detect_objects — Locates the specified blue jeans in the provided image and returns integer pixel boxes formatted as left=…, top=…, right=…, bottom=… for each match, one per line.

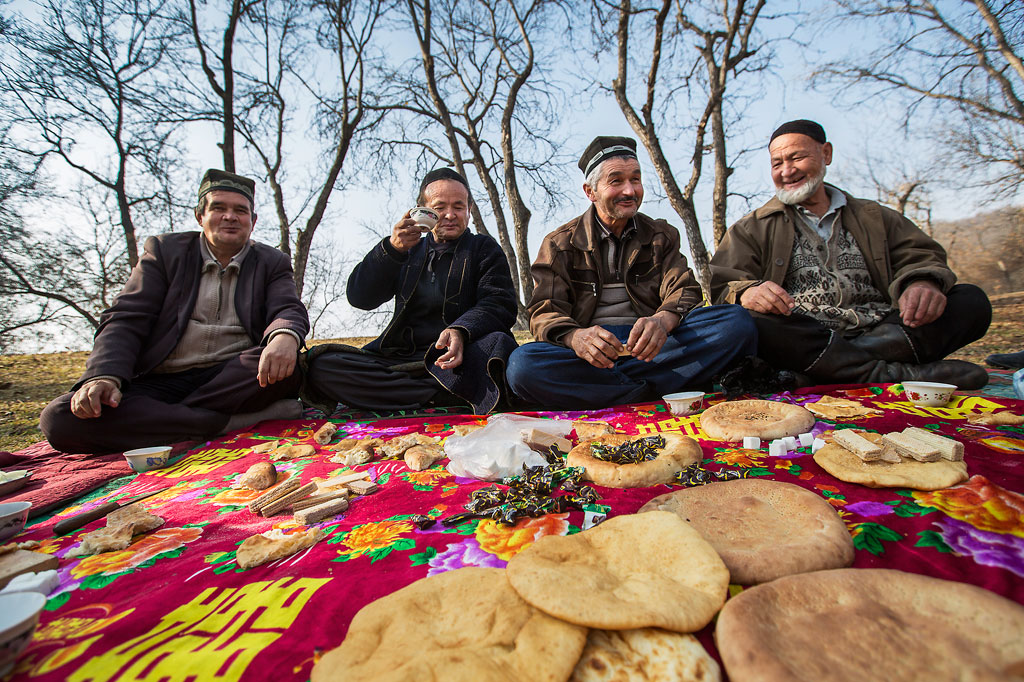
left=506, top=304, right=757, bottom=409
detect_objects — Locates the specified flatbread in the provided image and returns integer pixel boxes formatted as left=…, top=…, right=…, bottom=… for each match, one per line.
left=805, top=395, right=883, bottom=421
left=968, top=411, right=1024, bottom=426
left=814, top=442, right=967, bottom=490
left=310, top=567, right=587, bottom=682
left=700, top=400, right=815, bottom=442
left=236, top=527, right=323, bottom=569
left=70, top=505, right=165, bottom=557
left=569, top=628, right=722, bottom=682
left=567, top=433, right=702, bottom=488
left=506, top=511, right=729, bottom=632
left=639, top=479, right=854, bottom=585
left=715, top=568, right=1024, bottom=682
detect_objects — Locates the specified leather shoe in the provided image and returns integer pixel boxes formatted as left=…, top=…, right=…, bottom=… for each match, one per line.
left=884, top=359, right=989, bottom=390
left=848, top=324, right=919, bottom=363
left=985, top=351, right=1024, bottom=370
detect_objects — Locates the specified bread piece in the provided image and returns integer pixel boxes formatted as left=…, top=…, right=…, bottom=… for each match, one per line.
left=237, top=461, right=278, bottom=490
left=251, top=440, right=280, bottom=454
left=270, top=443, right=316, bottom=460
left=573, top=421, right=617, bottom=441
left=967, top=411, right=1024, bottom=426
left=566, top=433, right=702, bottom=488
left=570, top=628, right=721, bottom=682
left=640, top=479, right=854, bottom=585
left=404, top=444, right=444, bottom=471
left=310, top=568, right=587, bottom=682
left=313, top=422, right=338, bottom=445
left=236, top=527, right=323, bottom=569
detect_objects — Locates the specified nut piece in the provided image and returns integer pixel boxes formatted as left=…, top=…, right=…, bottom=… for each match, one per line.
left=237, top=462, right=278, bottom=491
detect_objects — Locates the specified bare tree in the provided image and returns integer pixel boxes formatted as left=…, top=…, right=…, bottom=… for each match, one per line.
left=597, top=0, right=773, bottom=298
left=815, top=0, right=1024, bottom=198
left=0, top=0, right=185, bottom=269
left=370, top=0, right=570, bottom=327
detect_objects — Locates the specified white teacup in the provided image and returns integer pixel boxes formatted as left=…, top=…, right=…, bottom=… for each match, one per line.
left=662, top=391, right=705, bottom=416
left=409, top=206, right=439, bottom=231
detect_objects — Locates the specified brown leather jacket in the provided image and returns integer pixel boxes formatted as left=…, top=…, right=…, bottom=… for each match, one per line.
left=528, top=206, right=703, bottom=344
left=710, top=186, right=956, bottom=305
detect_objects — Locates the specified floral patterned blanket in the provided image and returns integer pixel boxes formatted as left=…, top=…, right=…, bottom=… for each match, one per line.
left=10, top=382, right=1024, bottom=682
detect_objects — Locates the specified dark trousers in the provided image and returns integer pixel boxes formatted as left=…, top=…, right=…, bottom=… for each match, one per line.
left=303, top=345, right=454, bottom=412
left=505, top=304, right=758, bottom=410
left=39, top=347, right=301, bottom=455
left=752, top=284, right=992, bottom=372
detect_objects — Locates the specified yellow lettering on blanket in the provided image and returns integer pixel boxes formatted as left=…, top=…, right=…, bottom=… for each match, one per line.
left=874, top=396, right=1008, bottom=420
left=636, top=415, right=704, bottom=438
left=153, top=448, right=249, bottom=478
left=68, top=577, right=330, bottom=682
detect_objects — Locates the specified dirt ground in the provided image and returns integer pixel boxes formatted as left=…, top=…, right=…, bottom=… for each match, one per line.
left=2, top=303, right=1020, bottom=452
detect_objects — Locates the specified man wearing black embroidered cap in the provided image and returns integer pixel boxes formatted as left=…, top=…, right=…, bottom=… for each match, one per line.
left=711, top=119, right=992, bottom=388
left=505, top=135, right=756, bottom=409
left=40, top=169, right=309, bottom=453
left=303, top=168, right=518, bottom=413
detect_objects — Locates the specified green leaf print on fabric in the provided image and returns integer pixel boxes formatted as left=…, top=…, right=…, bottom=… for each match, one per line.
left=915, top=530, right=954, bottom=553
left=853, top=522, right=903, bottom=556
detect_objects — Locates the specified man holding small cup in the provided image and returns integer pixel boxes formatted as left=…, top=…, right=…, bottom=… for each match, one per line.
left=304, top=168, right=519, bottom=413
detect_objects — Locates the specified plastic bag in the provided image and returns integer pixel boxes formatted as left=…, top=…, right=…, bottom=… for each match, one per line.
left=444, top=414, right=574, bottom=481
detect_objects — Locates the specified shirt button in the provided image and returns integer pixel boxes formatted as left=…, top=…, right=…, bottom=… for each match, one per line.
left=774, top=258, right=784, bottom=266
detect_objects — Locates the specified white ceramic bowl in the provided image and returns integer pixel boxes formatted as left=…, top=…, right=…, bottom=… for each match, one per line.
left=662, top=391, right=705, bottom=416
left=123, top=445, right=172, bottom=473
left=409, top=206, right=439, bottom=231
left=902, top=381, right=957, bottom=407
left=0, top=592, right=46, bottom=676
left=0, top=502, right=31, bottom=544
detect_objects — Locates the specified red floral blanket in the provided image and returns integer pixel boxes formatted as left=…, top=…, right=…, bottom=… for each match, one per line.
left=9, top=383, right=1024, bottom=681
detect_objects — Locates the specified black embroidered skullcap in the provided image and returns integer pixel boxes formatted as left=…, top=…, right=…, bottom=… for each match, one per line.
left=769, top=120, right=827, bottom=145
left=419, top=167, right=471, bottom=198
left=579, top=136, right=638, bottom=177
left=197, top=169, right=255, bottom=206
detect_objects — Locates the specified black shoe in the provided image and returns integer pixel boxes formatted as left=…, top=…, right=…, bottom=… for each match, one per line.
left=847, top=324, right=919, bottom=363
left=885, top=359, right=989, bottom=390
left=985, top=351, right=1024, bottom=370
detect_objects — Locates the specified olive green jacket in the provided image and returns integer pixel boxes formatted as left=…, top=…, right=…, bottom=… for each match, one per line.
left=710, top=186, right=955, bottom=306
left=528, top=205, right=703, bottom=344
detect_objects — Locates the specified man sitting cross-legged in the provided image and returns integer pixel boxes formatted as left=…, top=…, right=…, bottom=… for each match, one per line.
left=710, top=119, right=991, bottom=389
left=40, top=169, right=308, bottom=454
left=506, top=135, right=757, bottom=410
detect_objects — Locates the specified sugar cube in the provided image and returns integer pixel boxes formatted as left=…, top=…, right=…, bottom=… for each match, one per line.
left=742, top=436, right=761, bottom=450
left=799, top=432, right=814, bottom=447
left=768, top=440, right=785, bottom=457
left=782, top=436, right=797, bottom=451
left=811, top=438, right=826, bottom=454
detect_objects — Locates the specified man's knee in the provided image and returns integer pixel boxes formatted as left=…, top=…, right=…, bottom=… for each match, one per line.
left=947, top=283, right=992, bottom=331
left=684, top=304, right=758, bottom=351
left=39, top=394, right=81, bottom=453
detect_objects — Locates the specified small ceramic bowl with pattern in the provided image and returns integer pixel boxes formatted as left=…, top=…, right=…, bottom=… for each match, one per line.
left=902, top=381, right=956, bottom=407
left=409, top=206, right=439, bottom=232
left=662, top=391, right=705, bottom=416
left=0, top=502, right=31, bottom=544
left=0, top=592, right=47, bottom=676
left=123, top=445, right=172, bottom=473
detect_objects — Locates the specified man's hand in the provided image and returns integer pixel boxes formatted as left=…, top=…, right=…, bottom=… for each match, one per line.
left=566, top=326, right=624, bottom=369
left=739, top=281, right=795, bottom=315
left=71, top=378, right=122, bottom=419
left=389, top=211, right=423, bottom=253
left=899, top=280, right=946, bottom=328
left=626, top=312, right=678, bottom=361
left=433, top=328, right=465, bottom=370
left=258, top=334, right=299, bottom=387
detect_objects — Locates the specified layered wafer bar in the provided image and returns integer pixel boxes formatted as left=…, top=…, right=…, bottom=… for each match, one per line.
left=901, top=427, right=964, bottom=461
left=833, top=430, right=882, bottom=462
left=248, top=476, right=302, bottom=514
left=881, top=432, right=941, bottom=462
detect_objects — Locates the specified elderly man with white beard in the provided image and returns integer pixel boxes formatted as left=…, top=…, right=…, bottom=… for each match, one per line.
left=710, top=119, right=991, bottom=388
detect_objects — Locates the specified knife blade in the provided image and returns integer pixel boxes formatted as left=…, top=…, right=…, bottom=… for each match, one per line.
left=52, top=487, right=169, bottom=536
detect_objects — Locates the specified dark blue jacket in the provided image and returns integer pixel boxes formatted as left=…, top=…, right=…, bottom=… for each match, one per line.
left=348, top=231, right=518, bottom=412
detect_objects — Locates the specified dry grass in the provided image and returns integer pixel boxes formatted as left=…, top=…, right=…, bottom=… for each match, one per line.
left=2, top=308, right=1019, bottom=453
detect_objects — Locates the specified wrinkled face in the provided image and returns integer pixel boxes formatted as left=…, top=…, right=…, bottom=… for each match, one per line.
left=195, top=190, right=256, bottom=256
left=584, top=157, right=644, bottom=227
left=422, top=179, right=470, bottom=242
left=769, top=133, right=832, bottom=205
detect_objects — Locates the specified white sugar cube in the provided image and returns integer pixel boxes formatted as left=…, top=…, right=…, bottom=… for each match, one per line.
left=782, top=436, right=797, bottom=451
left=742, top=436, right=761, bottom=450
left=799, top=432, right=814, bottom=447
left=812, top=438, right=826, bottom=454
left=0, top=570, right=59, bottom=596
left=768, top=440, right=785, bottom=457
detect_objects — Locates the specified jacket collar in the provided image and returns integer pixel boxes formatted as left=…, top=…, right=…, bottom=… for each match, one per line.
left=570, top=204, right=654, bottom=251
